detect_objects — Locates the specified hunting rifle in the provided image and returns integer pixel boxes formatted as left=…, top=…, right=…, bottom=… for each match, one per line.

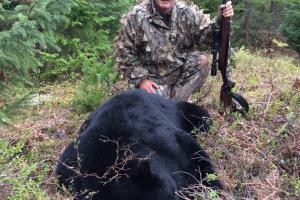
left=211, top=0, right=249, bottom=114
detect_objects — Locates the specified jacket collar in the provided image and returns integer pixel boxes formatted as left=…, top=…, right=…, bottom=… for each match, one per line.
left=146, top=0, right=180, bottom=29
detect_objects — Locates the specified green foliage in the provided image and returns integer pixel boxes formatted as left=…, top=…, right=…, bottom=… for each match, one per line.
left=280, top=1, right=300, bottom=53
left=37, top=0, right=134, bottom=81
left=291, top=177, right=300, bottom=196
left=191, top=0, right=219, bottom=15
left=0, top=0, right=75, bottom=124
left=38, top=52, right=74, bottom=81
left=73, top=57, right=117, bottom=112
left=0, top=0, right=75, bottom=80
left=0, top=138, right=52, bottom=199
left=192, top=0, right=298, bottom=51
left=0, top=78, right=35, bottom=125
left=0, top=91, right=32, bottom=125
left=46, top=0, right=135, bottom=112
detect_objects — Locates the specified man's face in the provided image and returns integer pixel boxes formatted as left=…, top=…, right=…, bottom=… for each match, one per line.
left=154, top=0, right=175, bottom=14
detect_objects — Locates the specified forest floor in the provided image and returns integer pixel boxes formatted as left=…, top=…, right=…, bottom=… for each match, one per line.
left=0, top=49, right=299, bottom=200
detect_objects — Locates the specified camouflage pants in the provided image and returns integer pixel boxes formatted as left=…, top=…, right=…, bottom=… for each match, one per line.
left=126, top=51, right=210, bottom=101
left=155, top=51, right=210, bottom=101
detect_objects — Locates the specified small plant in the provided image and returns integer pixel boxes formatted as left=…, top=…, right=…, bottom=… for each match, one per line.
left=291, top=177, right=300, bottom=196
left=72, top=58, right=117, bottom=113
left=0, top=136, right=52, bottom=199
left=206, top=173, right=218, bottom=182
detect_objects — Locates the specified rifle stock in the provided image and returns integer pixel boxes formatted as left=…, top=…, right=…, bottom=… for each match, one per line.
left=211, top=0, right=249, bottom=114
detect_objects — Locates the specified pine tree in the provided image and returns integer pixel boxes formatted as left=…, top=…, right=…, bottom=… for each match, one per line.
left=0, top=0, right=75, bottom=80
left=0, top=0, right=75, bottom=124
left=280, top=0, right=300, bottom=53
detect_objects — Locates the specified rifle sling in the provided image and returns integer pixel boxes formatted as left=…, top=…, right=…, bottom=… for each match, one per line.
left=229, top=90, right=249, bottom=113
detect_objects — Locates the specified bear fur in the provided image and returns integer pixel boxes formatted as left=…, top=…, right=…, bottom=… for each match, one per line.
left=56, top=90, right=222, bottom=200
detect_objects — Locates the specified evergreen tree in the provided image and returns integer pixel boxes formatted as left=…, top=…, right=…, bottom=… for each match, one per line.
left=280, top=0, right=300, bottom=53
left=0, top=0, right=75, bottom=81
left=192, top=0, right=291, bottom=49
left=0, top=0, right=75, bottom=124
left=57, top=0, right=135, bottom=112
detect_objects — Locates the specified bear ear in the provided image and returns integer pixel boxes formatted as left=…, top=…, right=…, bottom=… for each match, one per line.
left=139, top=160, right=152, bottom=177
left=136, top=160, right=161, bottom=186
left=177, top=101, right=212, bottom=133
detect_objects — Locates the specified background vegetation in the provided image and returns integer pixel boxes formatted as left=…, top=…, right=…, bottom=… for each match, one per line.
left=0, top=0, right=299, bottom=199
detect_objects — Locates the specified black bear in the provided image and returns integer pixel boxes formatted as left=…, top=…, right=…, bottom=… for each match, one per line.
left=56, top=90, right=222, bottom=200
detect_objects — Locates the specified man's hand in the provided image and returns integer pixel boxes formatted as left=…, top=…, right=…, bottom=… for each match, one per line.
left=139, top=79, right=159, bottom=94
left=218, top=1, right=234, bottom=18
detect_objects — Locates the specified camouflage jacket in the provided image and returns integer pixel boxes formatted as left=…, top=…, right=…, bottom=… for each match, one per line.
left=114, top=0, right=220, bottom=87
